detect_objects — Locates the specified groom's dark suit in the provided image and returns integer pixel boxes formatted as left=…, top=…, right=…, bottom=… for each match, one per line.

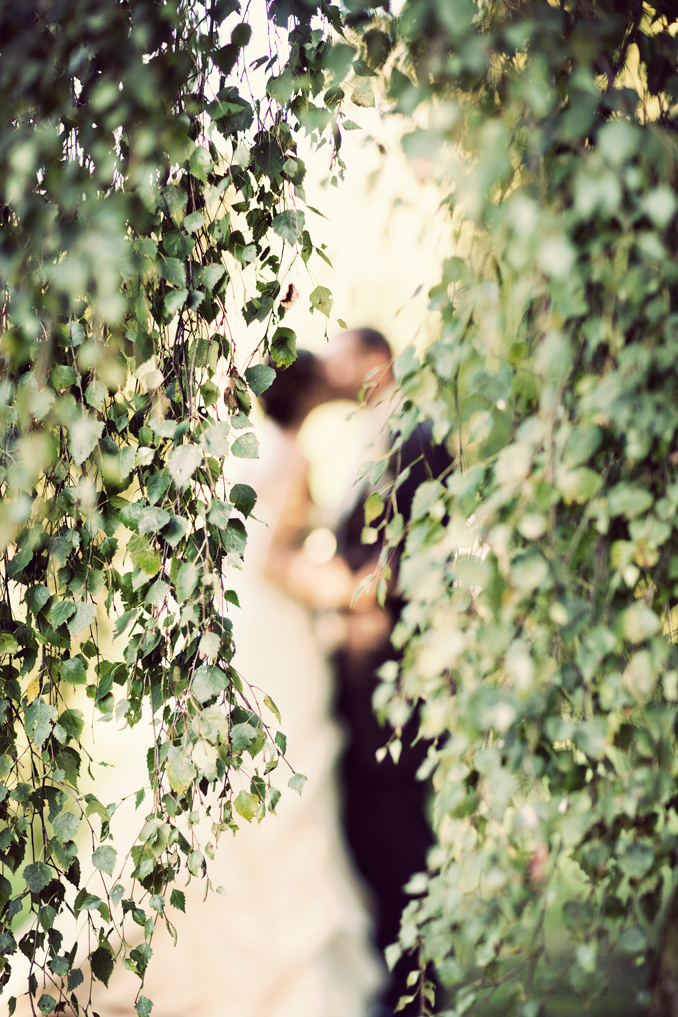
left=334, top=418, right=451, bottom=1014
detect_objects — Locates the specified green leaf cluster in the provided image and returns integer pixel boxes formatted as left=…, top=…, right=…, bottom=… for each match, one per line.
left=0, top=0, right=354, bottom=1010
left=350, top=1, right=678, bottom=1013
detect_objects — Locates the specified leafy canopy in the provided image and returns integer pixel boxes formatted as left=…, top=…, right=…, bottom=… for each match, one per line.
left=7, top=0, right=678, bottom=1015
left=0, top=0, right=375, bottom=1011
left=351, top=0, right=678, bottom=1013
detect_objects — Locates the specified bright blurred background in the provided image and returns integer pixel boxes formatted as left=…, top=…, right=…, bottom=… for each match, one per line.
left=227, top=108, right=453, bottom=362
left=238, top=109, right=454, bottom=515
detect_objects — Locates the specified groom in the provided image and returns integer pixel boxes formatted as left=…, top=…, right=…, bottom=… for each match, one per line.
left=322, top=329, right=451, bottom=1015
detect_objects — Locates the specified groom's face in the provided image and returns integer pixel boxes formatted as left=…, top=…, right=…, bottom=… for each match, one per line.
left=322, top=333, right=366, bottom=400
left=322, top=333, right=387, bottom=401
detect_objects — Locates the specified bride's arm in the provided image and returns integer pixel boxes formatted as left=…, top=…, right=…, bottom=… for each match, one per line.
left=263, top=460, right=359, bottom=611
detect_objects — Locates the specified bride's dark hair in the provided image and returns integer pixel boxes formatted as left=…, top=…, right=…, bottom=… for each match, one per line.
left=258, top=349, right=324, bottom=428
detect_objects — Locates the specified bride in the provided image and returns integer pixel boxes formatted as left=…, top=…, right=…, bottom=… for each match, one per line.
left=81, top=351, right=384, bottom=1016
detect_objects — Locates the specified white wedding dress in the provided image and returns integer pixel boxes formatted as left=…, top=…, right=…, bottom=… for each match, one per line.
left=82, top=419, right=384, bottom=1016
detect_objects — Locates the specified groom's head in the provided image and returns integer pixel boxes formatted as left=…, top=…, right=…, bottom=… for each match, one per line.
left=322, top=327, right=393, bottom=402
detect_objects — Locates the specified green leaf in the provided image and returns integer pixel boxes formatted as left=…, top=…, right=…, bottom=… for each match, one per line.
left=187, top=849, right=205, bottom=876
left=201, top=263, right=226, bottom=291
left=282, top=156, right=305, bottom=184
left=166, top=749, right=197, bottom=795
left=442, top=256, right=467, bottom=283
left=556, top=466, right=601, bottom=504
left=22, top=861, right=53, bottom=894
left=623, top=650, right=657, bottom=704
left=309, top=285, right=333, bottom=317
left=85, top=793, right=109, bottom=821
left=267, top=68, right=294, bottom=105
left=49, top=600, right=76, bottom=628
left=26, top=585, right=51, bottom=615
left=24, top=698, right=58, bottom=747
left=231, top=432, right=259, bottom=459
left=167, top=444, right=203, bottom=487
left=272, top=210, right=305, bottom=245
left=37, top=994, right=56, bottom=1015
left=56, top=747, right=81, bottom=787
left=189, top=146, right=212, bottom=181
left=184, top=212, right=205, bottom=233
left=0, top=632, right=18, bottom=654
left=618, top=927, right=647, bottom=954
left=364, top=492, right=385, bottom=525
left=265, top=785, right=280, bottom=813
left=53, top=811, right=80, bottom=843
left=608, top=483, right=653, bottom=519
left=234, top=790, right=257, bottom=822
left=0, top=874, right=11, bottom=909
left=92, top=845, right=117, bottom=876
left=151, top=416, right=178, bottom=439
left=352, top=78, right=375, bottom=107
left=224, top=519, right=247, bottom=557
left=288, top=773, right=307, bottom=795
left=69, top=413, right=104, bottom=466
left=44, top=918, right=63, bottom=940
left=146, top=579, right=170, bottom=608
left=58, top=709, right=84, bottom=739
left=244, top=364, right=276, bottom=396
left=410, top=480, right=444, bottom=522
left=264, top=694, right=281, bottom=723
left=622, top=604, right=660, bottom=643
left=138, top=506, right=171, bottom=534
left=194, top=704, right=229, bottom=743
left=230, top=483, right=257, bottom=517
left=67, top=601, right=97, bottom=636
left=231, top=722, right=257, bottom=752
left=85, top=380, right=106, bottom=410
left=163, top=234, right=193, bottom=261
left=208, top=499, right=232, bottom=529
left=176, top=562, right=199, bottom=602
left=170, top=889, right=185, bottom=912
left=67, top=969, right=84, bottom=992
left=642, top=184, right=677, bottom=228
left=149, top=893, right=164, bottom=913
left=136, top=996, right=153, bottom=1017
left=60, top=657, right=87, bottom=685
left=138, top=545, right=162, bottom=576
left=146, top=474, right=171, bottom=508
left=252, top=133, right=286, bottom=178
left=619, top=843, right=654, bottom=880
left=192, top=664, right=228, bottom=703
left=163, top=289, right=188, bottom=319
left=200, top=420, right=230, bottom=458
left=270, top=327, right=297, bottom=368
left=91, top=945, right=114, bottom=987
left=51, top=365, right=77, bottom=390
left=158, top=257, right=186, bottom=288
left=161, top=515, right=189, bottom=548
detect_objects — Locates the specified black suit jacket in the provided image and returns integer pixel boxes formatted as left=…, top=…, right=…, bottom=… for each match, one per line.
left=333, top=418, right=453, bottom=780
left=336, top=418, right=453, bottom=576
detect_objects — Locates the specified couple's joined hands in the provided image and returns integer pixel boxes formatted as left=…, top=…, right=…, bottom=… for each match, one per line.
left=275, top=550, right=378, bottom=613
left=262, top=456, right=392, bottom=651
left=268, top=550, right=391, bottom=655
